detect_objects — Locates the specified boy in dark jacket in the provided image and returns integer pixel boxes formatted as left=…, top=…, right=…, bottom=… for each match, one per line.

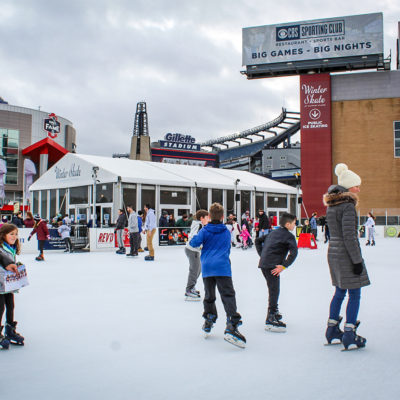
left=255, top=212, right=298, bottom=332
left=115, top=209, right=128, bottom=254
left=189, top=203, right=246, bottom=348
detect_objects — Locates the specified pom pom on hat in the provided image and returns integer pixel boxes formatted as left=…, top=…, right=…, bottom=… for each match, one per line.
left=334, top=163, right=361, bottom=189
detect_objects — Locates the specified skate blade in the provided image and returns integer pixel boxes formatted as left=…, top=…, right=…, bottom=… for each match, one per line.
left=265, top=325, right=286, bottom=333
left=224, top=334, right=246, bottom=348
left=9, top=341, right=24, bottom=346
left=341, top=345, right=365, bottom=352
left=203, top=332, right=211, bottom=339
left=324, top=341, right=342, bottom=346
left=185, top=296, right=201, bottom=302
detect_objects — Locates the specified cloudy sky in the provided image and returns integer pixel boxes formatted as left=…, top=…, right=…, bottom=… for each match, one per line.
left=0, top=0, right=398, bottom=155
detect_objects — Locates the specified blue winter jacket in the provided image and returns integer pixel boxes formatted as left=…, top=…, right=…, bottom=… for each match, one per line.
left=310, top=217, right=317, bottom=229
left=189, top=222, right=232, bottom=278
left=138, top=216, right=143, bottom=233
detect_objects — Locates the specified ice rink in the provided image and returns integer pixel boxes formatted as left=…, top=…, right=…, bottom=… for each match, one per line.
left=2, top=238, right=399, bottom=400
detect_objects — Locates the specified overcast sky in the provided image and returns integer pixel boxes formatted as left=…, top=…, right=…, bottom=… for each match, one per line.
left=0, top=0, right=398, bottom=156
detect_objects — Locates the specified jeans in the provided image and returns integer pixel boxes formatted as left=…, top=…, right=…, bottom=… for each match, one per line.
left=329, top=287, right=361, bottom=325
left=116, top=229, right=125, bottom=249
left=259, top=229, right=270, bottom=238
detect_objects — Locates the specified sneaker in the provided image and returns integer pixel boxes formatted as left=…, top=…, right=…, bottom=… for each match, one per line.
left=138, top=248, right=144, bottom=252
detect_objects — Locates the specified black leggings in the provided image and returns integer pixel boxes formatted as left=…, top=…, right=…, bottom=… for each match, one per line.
left=0, top=293, right=14, bottom=324
left=38, top=240, right=45, bottom=254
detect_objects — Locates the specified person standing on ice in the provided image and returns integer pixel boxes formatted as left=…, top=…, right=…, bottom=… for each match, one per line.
left=126, top=206, right=139, bottom=257
left=189, top=203, right=246, bottom=348
left=28, top=214, right=50, bottom=261
left=0, top=223, right=25, bottom=349
left=184, top=209, right=209, bottom=301
left=310, top=212, right=318, bottom=240
left=323, top=163, right=370, bottom=350
left=115, top=209, right=127, bottom=254
left=255, top=212, right=298, bottom=332
left=363, top=212, right=376, bottom=246
left=143, top=204, right=156, bottom=261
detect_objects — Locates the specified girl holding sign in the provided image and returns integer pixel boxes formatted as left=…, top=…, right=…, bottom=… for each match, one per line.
left=0, top=223, right=25, bottom=349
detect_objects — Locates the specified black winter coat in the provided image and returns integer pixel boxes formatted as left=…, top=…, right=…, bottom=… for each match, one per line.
left=323, top=185, right=370, bottom=289
left=258, top=213, right=270, bottom=231
left=255, top=227, right=298, bottom=269
left=115, top=213, right=127, bottom=230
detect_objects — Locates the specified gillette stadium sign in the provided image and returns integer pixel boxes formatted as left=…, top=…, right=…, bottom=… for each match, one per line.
left=242, top=13, right=383, bottom=66
left=159, top=133, right=201, bottom=151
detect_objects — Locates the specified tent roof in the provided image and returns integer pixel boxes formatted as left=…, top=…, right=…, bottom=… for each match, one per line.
left=29, top=153, right=297, bottom=194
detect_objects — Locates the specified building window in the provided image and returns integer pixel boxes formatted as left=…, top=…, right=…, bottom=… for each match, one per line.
left=0, top=128, right=19, bottom=185
left=394, top=121, right=400, bottom=158
left=280, top=164, right=286, bottom=168
left=280, top=156, right=286, bottom=160
left=226, top=190, right=234, bottom=215
left=122, top=184, right=136, bottom=210
left=267, top=193, right=287, bottom=208
left=70, top=186, right=89, bottom=204
left=160, top=186, right=189, bottom=205
left=195, top=187, right=208, bottom=211
left=256, top=192, right=264, bottom=212
left=97, top=183, right=113, bottom=203
left=141, top=185, right=155, bottom=210
left=211, top=189, right=223, bottom=204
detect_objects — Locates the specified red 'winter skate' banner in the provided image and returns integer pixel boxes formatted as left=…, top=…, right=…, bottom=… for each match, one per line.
left=300, top=73, right=332, bottom=217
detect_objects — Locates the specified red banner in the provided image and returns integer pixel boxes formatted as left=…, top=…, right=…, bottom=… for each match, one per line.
left=300, top=73, right=332, bottom=217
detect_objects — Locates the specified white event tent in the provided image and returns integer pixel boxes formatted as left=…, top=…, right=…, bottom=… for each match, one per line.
left=29, top=153, right=299, bottom=225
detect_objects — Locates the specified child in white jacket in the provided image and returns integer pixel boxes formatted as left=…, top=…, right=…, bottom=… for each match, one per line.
left=184, top=209, right=209, bottom=301
left=364, top=212, right=376, bottom=246
left=58, top=222, right=73, bottom=253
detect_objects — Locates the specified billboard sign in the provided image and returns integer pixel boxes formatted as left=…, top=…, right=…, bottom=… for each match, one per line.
left=44, top=113, right=61, bottom=139
left=242, top=13, right=383, bottom=66
left=159, top=133, right=201, bottom=151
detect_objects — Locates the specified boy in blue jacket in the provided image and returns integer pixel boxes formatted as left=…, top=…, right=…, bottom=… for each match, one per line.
left=189, top=203, right=246, bottom=348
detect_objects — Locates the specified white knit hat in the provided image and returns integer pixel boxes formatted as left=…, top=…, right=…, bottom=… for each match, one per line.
left=335, top=163, right=361, bottom=189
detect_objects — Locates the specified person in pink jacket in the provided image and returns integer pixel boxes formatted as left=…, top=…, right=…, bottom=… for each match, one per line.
left=239, top=225, right=251, bottom=249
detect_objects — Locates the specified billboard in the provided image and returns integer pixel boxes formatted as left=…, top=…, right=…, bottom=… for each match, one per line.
left=300, top=73, right=332, bottom=217
left=243, top=13, right=383, bottom=66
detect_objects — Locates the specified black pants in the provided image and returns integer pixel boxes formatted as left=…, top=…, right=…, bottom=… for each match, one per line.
left=64, top=237, right=73, bottom=251
left=0, top=293, right=14, bottom=324
left=38, top=240, right=45, bottom=254
left=129, top=232, right=140, bottom=255
left=203, top=276, right=241, bottom=324
left=261, top=268, right=280, bottom=312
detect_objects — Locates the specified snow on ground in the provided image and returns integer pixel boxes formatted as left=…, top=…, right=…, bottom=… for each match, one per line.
left=2, top=239, right=399, bottom=400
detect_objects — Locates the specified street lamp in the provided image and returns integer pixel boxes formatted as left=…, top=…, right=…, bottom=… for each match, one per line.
left=234, top=179, right=240, bottom=217
left=92, top=166, right=99, bottom=226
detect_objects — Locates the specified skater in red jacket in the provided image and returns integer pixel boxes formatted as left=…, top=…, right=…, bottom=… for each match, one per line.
left=28, top=215, right=50, bottom=261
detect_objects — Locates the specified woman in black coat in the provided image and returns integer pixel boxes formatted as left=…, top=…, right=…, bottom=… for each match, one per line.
left=323, top=163, right=370, bottom=350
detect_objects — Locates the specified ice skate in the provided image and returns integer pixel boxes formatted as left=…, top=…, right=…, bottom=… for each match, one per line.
left=0, top=326, right=10, bottom=350
left=224, top=318, right=246, bottom=348
left=116, top=248, right=125, bottom=254
left=185, top=288, right=201, bottom=301
left=325, top=316, right=343, bottom=345
left=5, top=321, right=24, bottom=346
left=265, top=310, right=286, bottom=333
left=35, top=254, right=44, bottom=261
left=371, top=240, right=375, bottom=246
left=365, top=240, right=370, bottom=246
left=342, top=321, right=366, bottom=351
left=202, top=313, right=217, bottom=338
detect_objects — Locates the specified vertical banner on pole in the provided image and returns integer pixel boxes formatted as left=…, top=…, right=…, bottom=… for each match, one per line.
left=300, top=73, right=332, bottom=217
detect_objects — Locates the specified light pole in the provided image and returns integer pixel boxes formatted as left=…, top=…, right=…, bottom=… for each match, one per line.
left=92, top=166, right=99, bottom=226
left=234, top=178, right=240, bottom=217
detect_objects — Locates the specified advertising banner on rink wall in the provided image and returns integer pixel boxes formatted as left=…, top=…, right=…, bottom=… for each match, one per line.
left=300, top=73, right=332, bottom=217
left=242, top=13, right=383, bottom=66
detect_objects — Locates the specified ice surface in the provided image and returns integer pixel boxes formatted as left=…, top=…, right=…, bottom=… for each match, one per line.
left=3, top=239, right=400, bottom=400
